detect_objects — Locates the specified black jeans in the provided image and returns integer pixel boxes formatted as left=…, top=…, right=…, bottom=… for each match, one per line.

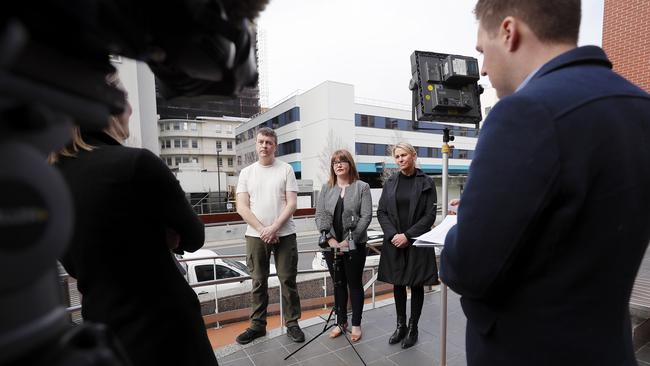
left=324, top=244, right=367, bottom=326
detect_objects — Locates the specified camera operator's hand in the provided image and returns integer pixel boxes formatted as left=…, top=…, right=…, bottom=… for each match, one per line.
left=448, top=199, right=460, bottom=215
left=391, top=233, right=409, bottom=248
left=166, top=228, right=180, bottom=250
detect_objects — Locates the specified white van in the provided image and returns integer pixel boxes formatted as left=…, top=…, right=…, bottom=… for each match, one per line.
left=178, top=249, right=278, bottom=302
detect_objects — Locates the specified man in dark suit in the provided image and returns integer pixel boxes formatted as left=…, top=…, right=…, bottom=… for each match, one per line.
left=439, top=1, right=650, bottom=365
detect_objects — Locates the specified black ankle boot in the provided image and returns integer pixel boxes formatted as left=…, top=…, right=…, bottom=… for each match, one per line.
left=388, top=315, right=408, bottom=345
left=401, top=318, right=418, bottom=349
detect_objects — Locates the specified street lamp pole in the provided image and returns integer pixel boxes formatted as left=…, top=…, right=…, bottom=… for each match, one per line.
left=216, top=148, right=221, bottom=212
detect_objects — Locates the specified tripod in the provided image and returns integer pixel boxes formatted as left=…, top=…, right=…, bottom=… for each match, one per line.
left=284, top=248, right=366, bottom=365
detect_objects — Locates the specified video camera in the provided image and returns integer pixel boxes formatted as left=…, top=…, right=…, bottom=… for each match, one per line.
left=0, top=1, right=267, bottom=365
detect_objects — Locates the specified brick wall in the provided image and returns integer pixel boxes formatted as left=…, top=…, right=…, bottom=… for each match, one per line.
left=602, top=0, right=650, bottom=92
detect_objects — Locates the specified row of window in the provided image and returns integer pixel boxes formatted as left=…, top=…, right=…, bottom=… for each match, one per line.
left=160, top=121, right=198, bottom=132
left=160, top=139, right=233, bottom=151
left=235, top=107, right=301, bottom=144
left=164, top=156, right=198, bottom=166
left=161, top=138, right=198, bottom=149
left=159, top=121, right=234, bottom=134
left=355, top=143, right=475, bottom=160
left=355, top=114, right=480, bottom=137
left=163, top=156, right=234, bottom=167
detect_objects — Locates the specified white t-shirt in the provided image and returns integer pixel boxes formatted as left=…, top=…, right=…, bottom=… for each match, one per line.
left=236, top=159, right=298, bottom=237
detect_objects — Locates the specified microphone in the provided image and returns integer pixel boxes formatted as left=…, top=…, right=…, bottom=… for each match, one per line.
left=342, top=211, right=357, bottom=252
left=317, top=211, right=333, bottom=249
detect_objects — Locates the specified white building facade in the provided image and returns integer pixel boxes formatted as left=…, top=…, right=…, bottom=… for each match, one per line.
left=236, top=81, right=498, bottom=199
left=111, top=56, right=159, bottom=154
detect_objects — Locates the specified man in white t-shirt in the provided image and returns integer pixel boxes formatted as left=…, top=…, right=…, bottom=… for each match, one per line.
left=235, top=127, right=304, bottom=344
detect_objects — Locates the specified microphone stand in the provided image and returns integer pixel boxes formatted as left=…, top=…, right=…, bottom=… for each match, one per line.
left=284, top=245, right=366, bottom=365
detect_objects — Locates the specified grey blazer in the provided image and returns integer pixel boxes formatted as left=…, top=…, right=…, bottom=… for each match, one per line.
left=315, top=180, right=372, bottom=243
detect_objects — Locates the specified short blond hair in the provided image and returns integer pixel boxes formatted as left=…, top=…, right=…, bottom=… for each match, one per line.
left=390, top=142, right=417, bottom=157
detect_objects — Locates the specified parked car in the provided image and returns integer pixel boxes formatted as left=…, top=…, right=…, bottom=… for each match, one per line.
left=178, top=249, right=278, bottom=302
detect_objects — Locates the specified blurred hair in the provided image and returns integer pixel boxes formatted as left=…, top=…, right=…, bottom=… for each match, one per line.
left=47, top=126, right=94, bottom=164
left=48, top=73, right=126, bottom=164
left=474, top=0, right=581, bottom=44
left=328, top=149, right=359, bottom=188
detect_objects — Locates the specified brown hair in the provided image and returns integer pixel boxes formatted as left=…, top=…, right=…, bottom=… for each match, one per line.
left=327, top=149, right=359, bottom=188
left=474, top=0, right=580, bottom=44
left=256, top=126, right=277, bottom=144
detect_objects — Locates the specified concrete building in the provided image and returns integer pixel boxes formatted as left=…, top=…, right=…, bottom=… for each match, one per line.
left=158, top=115, right=245, bottom=176
left=236, top=81, right=498, bottom=201
left=602, top=0, right=650, bottom=93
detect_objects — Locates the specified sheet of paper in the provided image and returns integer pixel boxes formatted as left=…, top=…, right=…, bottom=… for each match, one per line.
left=413, top=215, right=457, bottom=246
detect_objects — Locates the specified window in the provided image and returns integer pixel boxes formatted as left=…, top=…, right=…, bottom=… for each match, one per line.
left=192, top=157, right=198, bottom=163
left=386, top=118, right=399, bottom=129
left=276, top=139, right=301, bottom=156
left=237, top=156, right=242, bottom=165
left=214, top=265, right=240, bottom=280
left=195, top=264, right=240, bottom=282
left=359, top=115, right=375, bottom=127
left=159, top=124, right=164, bottom=132
left=216, top=141, right=222, bottom=150
left=215, top=124, right=222, bottom=133
left=183, top=122, right=189, bottom=131
left=165, top=140, right=171, bottom=148
left=160, top=140, right=165, bottom=149
left=165, top=123, right=171, bottom=131
left=226, top=141, right=232, bottom=150
left=190, top=123, right=197, bottom=131
left=182, top=157, right=190, bottom=163
left=218, top=158, right=223, bottom=167
left=227, top=157, right=233, bottom=167
left=173, top=122, right=181, bottom=130
left=181, top=139, right=189, bottom=148
left=191, top=139, right=198, bottom=149
left=174, top=157, right=181, bottom=165
left=165, top=157, right=172, bottom=165
left=174, top=139, right=181, bottom=148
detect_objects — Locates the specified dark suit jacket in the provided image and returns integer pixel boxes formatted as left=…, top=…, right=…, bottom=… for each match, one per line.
left=377, top=169, right=438, bottom=286
left=440, top=46, right=650, bottom=365
left=57, top=132, right=217, bottom=366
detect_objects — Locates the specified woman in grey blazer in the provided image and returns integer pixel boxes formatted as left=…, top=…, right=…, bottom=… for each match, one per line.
left=315, top=149, right=372, bottom=342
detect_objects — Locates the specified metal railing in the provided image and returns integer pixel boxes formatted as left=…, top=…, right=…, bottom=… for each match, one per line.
left=63, top=241, right=386, bottom=333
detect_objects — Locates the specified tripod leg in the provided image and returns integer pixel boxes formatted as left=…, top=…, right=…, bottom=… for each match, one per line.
left=284, top=306, right=337, bottom=360
left=338, top=324, right=368, bottom=366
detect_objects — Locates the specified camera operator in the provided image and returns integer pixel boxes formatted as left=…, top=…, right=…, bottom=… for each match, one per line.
left=314, top=149, right=372, bottom=342
left=49, top=74, right=218, bottom=366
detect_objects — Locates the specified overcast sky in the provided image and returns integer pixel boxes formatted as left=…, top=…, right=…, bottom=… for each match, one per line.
left=257, top=0, right=605, bottom=108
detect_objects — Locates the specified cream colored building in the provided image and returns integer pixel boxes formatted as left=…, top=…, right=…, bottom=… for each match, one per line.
left=158, top=115, right=246, bottom=175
